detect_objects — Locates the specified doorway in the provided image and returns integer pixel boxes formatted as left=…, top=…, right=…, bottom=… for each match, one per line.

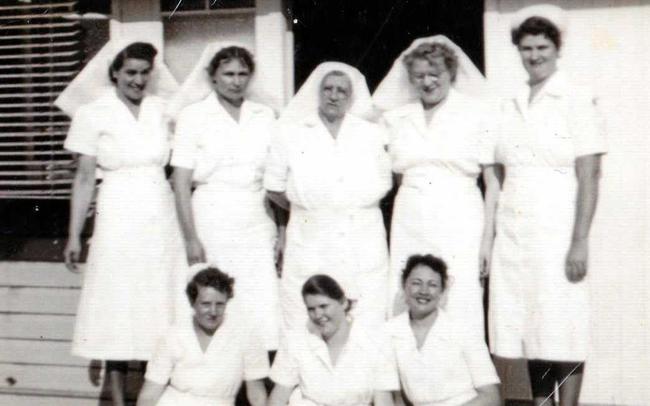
left=291, top=0, right=484, bottom=91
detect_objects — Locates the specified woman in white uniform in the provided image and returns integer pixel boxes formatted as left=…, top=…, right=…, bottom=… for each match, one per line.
left=265, top=62, right=392, bottom=332
left=171, top=43, right=280, bottom=351
left=488, top=6, right=607, bottom=406
left=268, top=274, right=398, bottom=406
left=58, top=41, right=182, bottom=406
left=386, top=254, right=500, bottom=406
left=373, top=36, right=499, bottom=330
left=137, top=267, right=269, bottom=406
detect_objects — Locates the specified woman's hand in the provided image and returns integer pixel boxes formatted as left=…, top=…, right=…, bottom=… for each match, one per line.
left=479, top=237, right=493, bottom=279
left=64, top=237, right=83, bottom=272
left=565, top=238, right=588, bottom=282
left=185, top=238, right=206, bottom=265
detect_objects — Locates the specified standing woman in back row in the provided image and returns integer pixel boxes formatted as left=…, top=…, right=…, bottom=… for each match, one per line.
left=265, top=62, right=392, bottom=332
left=170, top=43, right=280, bottom=351
left=488, top=6, right=607, bottom=406
left=373, top=36, right=499, bottom=332
left=58, top=40, right=182, bottom=406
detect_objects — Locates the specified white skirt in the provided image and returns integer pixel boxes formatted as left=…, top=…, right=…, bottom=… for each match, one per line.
left=72, top=167, right=186, bottom=361
left=192, top=184, right=280, bottom=350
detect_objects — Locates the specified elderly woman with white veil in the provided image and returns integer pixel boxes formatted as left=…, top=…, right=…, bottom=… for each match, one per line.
left=265, top=62, right=392, bottom=332
left=169, top=43, right=280, bottom=352
left=57, top=40, right=183, bottom=406
left=373, top=36, right=499, bottom=333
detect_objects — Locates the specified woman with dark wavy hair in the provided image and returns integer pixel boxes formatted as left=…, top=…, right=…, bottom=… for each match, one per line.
left=137, top=267, right=269, bottom=406
left=488, top=5, right=607, bottom=405
left=57, top=40, right=182, bottom=406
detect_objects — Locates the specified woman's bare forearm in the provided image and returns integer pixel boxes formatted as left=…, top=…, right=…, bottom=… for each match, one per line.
left=572, top=154, right=601, bottom=242
left=172, top=167, right=200, bottom=242
left=68, top=155, right=96, bottom=239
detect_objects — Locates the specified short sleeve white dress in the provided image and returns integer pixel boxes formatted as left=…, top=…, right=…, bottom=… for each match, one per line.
left=65, top=90, right=185, bottom=361
left=489, top=71, right=607, bottom=361
left=270, top=321, right=399, bottom=406
left=383, top=89, right=495, bottom=331
left=145, top=315, right=269, bottom=406
left=171, top=94, right=280, bottom=350
left=264, top=113, right=392, bottom=331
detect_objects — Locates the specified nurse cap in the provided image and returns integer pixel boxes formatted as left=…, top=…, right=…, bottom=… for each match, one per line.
left=372, top=35, right=489, bottom=112
left=279, top=61, right=375, bottom=125
left=55, top=29, right=178, bottom=117
left=166, top=41, right=277, bottom=120
left=510, top=4, right=568, bottom=35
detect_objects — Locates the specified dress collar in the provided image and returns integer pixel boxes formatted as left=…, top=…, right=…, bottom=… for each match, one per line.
left=389, top=309, right=453, bottom=347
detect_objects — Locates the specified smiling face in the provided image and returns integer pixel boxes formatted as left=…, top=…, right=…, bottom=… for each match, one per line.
left=404, top=264, right=445, bottom=319
left=517, top=33, right=559, bottom=84
left=318, top=72, right=353, bottom=122
left=211, top=58, right=252, bottom=104
left=192, top=286, right=228, bottom=334
left=408, top=57, right=452, bottom=108
left=112, top=58, right=152, bottom=104
left=304, top=293, right=347, bottom=340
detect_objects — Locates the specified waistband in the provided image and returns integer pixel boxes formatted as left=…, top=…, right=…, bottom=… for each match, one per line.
left=166, top=386, right=234, bottom=406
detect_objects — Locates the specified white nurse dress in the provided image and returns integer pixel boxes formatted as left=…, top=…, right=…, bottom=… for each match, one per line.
left=385, top=310, right=500, bottom=406
left=65, top=90, right=184, bottom=361
left=489, top=71, right=607, bottom=361
left=171, top=94, right=280, bottom=350
left=270, top=321, right=399, bottom=406
left=383, top=89, right=495, bottom=332
left=264, top=113, right=392, bottom=332
left=145, top=315, right=269, bottom=406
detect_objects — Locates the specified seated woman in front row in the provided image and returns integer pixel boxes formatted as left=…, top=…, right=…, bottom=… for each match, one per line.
left=269, top=274, right=398, bottom=406
left=136, top=267, right=268, bottom=406
left=385, top=254, right=501, bottom=406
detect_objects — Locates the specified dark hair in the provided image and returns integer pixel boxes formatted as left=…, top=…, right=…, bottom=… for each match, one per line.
left=109, top=42, right=157, bottom=84
left=186, top=267, right=235, bottom=305
left=207, top=46, right=255, bottom=77
left=403, top=42, right=458, bottom=82
left=401, top=254, right=449, bottom=289
left=302, top=274, right=351, bottom=312
left=511, top=16, right=562, bottom=50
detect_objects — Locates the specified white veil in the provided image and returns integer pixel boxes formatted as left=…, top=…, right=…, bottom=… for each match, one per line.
left=278, top=61, right=375, bottom=125
left=55, top=37, right=178, bottom=117
left=372, top=35, right=489, bottom=112
left=165, top=41, right=275, bottom=119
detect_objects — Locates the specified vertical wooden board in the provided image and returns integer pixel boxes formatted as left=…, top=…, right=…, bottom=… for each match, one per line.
left=0, top=313, right=75, bottom=340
